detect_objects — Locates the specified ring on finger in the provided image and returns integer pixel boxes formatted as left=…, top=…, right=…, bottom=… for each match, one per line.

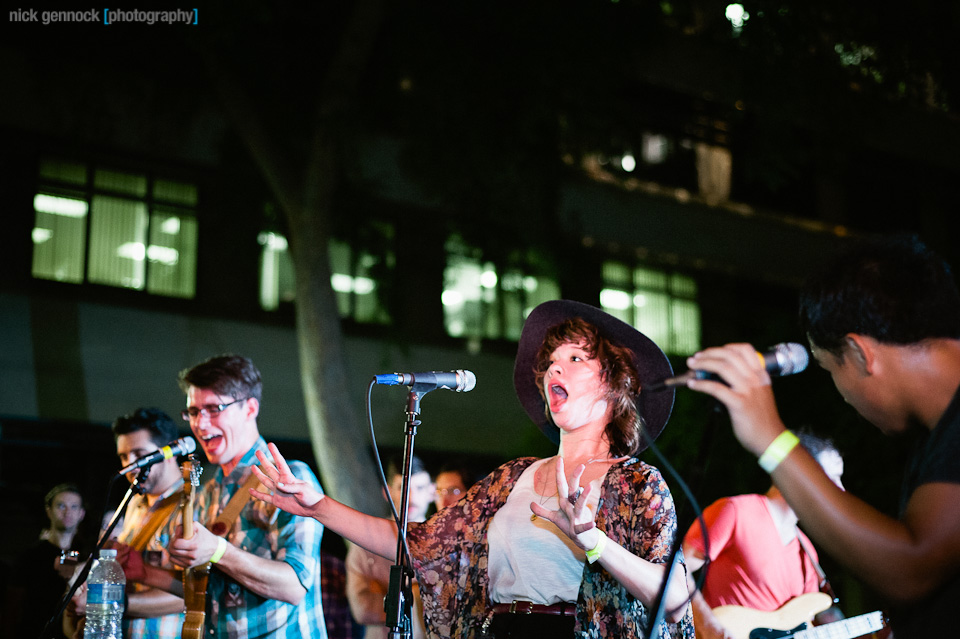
left=568, top=487, right=583, bottom=505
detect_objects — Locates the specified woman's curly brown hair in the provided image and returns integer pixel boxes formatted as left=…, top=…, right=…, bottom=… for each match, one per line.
left=533, top=317, right=645, bottom=456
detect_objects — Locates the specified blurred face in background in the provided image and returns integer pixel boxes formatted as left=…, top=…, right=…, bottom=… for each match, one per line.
left=388, top=470, right=434, bottom=522
left=434, top=471, right=467, bottom=510
left=46, top=491, right=85, bottom=533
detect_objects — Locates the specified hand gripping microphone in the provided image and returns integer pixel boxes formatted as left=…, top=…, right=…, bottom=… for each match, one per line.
left=117, top=436, right=197, bottom=475
left=648, top=343, right=809, bottom=391
left=374, top=370, right=477, bottom=393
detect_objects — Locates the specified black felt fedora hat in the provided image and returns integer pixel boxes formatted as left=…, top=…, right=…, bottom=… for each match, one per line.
left=513, top=300, right=675, bottom=449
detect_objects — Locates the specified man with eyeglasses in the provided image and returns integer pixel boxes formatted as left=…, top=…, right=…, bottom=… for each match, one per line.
left=155, top=354, right=327, bottom=639
left=433, top=460, right=476, bottom=511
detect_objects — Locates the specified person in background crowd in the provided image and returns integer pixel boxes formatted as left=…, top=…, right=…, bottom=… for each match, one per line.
left=683, top=429, right=845, bottom=639
left=345, top=454, right=432, bottom=639
left=5, top=483, right=91, bottom=639
left=433, top=459, right=475, bottom=512
left=319, top=531, right=360, bottom=639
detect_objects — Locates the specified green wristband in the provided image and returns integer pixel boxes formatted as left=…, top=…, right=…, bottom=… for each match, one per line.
left=758, top=431, right=800, bottom=473
left=585, top=530, right=607, bottom=564
left=210, top=536, right=228, bottom=564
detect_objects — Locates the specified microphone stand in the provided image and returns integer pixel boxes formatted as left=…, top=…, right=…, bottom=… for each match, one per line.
left=385, top=385, right=431, bottom=639
left=646, top=541, right=683, bottom=639
left=40, top=468, right=150, bottom=639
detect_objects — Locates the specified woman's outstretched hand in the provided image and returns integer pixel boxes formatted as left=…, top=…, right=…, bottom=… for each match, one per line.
left=529, top=457, right=602, bottom=551
left=251, top=442, right=324, bottom=517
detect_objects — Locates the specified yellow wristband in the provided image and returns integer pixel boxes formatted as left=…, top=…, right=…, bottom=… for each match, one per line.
left=585, top=530, right=607, bottom=564
left=210, top=536, right=228, bottom=564
left=758, top=431, right=800, bottom=473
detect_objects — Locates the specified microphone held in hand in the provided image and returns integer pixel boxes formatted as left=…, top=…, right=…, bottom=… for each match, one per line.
left=374, top=370, right=477, bottom=393
left=118, top=436, right=197, bottom=475
left=648, top=343, right=809, bottom=392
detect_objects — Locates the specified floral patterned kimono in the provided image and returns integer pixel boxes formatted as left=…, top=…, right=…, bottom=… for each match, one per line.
left=407, top=457, right=695, bottom=639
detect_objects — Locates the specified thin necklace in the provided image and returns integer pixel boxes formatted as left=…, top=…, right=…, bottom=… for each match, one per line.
left=530, top=456, right=615, bottom=522
left=531, top=473, right=558, bottom=522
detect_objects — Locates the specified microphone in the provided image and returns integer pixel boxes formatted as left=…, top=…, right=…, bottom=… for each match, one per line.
left=374, top=370, right=477, bottom=393
left=117, top=436, right=197, bottom=476
left=649, top=343, right=809, bottom=391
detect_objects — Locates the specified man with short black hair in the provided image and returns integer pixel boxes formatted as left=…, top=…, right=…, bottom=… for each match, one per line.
left=433, top=459, right=475, bottom=511
left=686, top=236, right=960, bottom=638
left=112, top=407, right=189, bottom=639
left=66, top=407, right=188, bottom=639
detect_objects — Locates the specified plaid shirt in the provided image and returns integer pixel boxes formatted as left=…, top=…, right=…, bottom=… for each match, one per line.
left=195, top=438, right=327, bottom=639
left=118, top=480, right=186, bottom=639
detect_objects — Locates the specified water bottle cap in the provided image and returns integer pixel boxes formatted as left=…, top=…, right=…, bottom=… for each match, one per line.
left=99, top=548, right=118, bottom=558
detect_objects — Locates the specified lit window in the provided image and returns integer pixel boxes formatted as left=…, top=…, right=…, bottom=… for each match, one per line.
left=641, top=132, right=670, bottom=165
left=442, top=235, right=560, bottom=341
left=258, top=224, right=393, bottom=324
left=600, top=261, right=701, bottom=356
left=258, top=232, right=295, bottom=311
left=31, top=159, right=198, bottom=298
left=329, top=231, right=393, bottom=324
left=32, top=194, right=88, bottom=284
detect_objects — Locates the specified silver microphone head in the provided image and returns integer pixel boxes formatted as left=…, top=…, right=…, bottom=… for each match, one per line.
left=774, top=342, right=809, bottom=376
left=178, top=436, right=198, bottom=455
left=456, top=370, right=477, bottom=392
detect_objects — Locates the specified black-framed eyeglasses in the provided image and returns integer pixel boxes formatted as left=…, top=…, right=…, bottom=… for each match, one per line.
left=181, top=397, right=248, bottom=421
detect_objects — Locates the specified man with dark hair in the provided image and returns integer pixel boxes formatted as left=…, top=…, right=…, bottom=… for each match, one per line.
left=433, top=459, right=476, bottom=511
left=66, top=408, right=188, bottom=639
left=685, top=236, right=960, bottom=638
left=167, top=355, right=327, bottom=639
left=113, top=408, right=189, bottom=639
left=345, top=454, right=432, bottom=639
left=682, top=429, right=844, bottom=639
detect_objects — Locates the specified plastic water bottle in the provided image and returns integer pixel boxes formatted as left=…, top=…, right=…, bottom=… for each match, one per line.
left=85, top=548, right=125, bottom=639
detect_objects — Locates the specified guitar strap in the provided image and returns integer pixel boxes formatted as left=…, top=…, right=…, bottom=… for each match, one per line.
left=127, top=492, right=183, bottom=551
left=181, top=468, right=263, bottom=639
left=797, top=528, right=839, bottom=603
left=210, top=471, right=264, bottom=538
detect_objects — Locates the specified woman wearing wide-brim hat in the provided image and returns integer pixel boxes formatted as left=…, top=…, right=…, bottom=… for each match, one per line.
left=252, top=300, right=694, bottom=639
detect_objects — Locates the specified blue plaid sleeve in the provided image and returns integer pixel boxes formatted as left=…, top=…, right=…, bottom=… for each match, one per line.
left=276, top=460, right=324, bottom=590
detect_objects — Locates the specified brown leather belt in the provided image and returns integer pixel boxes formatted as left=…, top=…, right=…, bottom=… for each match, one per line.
left=491, top=601, right=576, bottom=616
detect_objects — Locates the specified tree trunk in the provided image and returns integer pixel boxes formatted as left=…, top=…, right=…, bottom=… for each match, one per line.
left=203, top=0, right=387, bottom=512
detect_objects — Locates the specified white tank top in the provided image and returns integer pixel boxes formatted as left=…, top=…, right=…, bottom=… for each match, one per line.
left=487, top=458, right=601, bottom=604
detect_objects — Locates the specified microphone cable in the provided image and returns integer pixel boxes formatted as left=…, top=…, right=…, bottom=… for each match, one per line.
left=638, top=407, right=712, bottom=639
